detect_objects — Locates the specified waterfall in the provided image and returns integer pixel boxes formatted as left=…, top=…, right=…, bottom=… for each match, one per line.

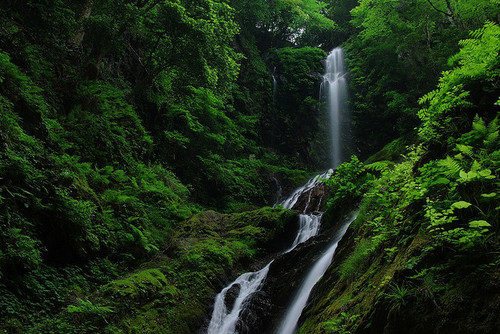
left=272, top=67, right=278, bottom=105
left=206, top=171, right=331, bottom=334
left=323, top=48, right=348, bottom=169
left=276, top=212, right=358, bottom=334
left=206, top=48, right=351, bottom=334
left=271, top=174, right=283, bottom=205
left=207, top=263, right=272, bottom=334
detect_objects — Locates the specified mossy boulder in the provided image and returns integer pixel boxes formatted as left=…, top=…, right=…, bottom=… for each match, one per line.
left=53, top=207, right=296, bottom=333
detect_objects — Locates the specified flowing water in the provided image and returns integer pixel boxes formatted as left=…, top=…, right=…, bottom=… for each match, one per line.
left=207, top=263, right=272, bottom=334
left=276, top=212, right=358, bottom=334
left=206, top=170, right=332, bottom=334
left=271, top=174, right=283, bottom=205
left=323, top=48, right=348, bottom=168
left=207, top=48, right=351, bottom=334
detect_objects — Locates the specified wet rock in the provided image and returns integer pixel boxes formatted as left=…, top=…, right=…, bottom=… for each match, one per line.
left=235, top=236, right=331, bottom=333
left=224, top=283, right=241, bottom=311
left=236, top=290, right=273, bottom=334
left=292, top=183, right=328, bottom=213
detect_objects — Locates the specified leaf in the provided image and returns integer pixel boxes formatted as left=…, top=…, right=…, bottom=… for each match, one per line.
left=469, top=220, right=491, bottom=228
left=478, top=169, right=492, bottom=177
left=451, top=201, right=472, bottom=209
left=431, top=177, right=450, bottom=186
left=456, top=144, right=473, bottom=156
left=471, top=160, right=481, bottom=172
left=481, top=193, right=496, bottom=198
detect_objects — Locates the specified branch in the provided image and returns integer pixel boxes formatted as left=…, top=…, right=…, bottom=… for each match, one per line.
left=425, top=0, right=452, bottom=17
left=143, top=0, right=163, bottom=13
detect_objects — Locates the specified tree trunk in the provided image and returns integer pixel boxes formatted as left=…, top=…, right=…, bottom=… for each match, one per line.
left=70, top=0, right=94, bottom=48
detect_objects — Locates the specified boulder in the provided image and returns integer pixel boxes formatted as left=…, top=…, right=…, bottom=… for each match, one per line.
left=224, top=283, right=241, bottom=311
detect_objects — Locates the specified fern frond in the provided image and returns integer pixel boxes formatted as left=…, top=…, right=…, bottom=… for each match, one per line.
left=438, top=156, right=463, bottom=178
left=456, top=144, right=474, bottom=157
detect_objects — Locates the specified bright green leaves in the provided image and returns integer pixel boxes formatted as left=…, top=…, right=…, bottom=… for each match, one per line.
left=469, top=220, right=491, bottom=228
left=418, top=22, right=500, bottom=141
left=451, top=201, right=472, bottom=209
left=424, top=196, right=491, bottom=250
left=326, top=155, right=368, bottom=208
left=164, top=86, right=246, bottom=158
left=231, top=0, right=334, bottom=45
left=455, top=158, right=495, bottom=183
left=66, top=298, right=114, bottom=321
left=421, top=117, right=498, bottom=250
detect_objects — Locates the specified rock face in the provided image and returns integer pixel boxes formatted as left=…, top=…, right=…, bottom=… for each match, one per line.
left=236, top=290, right=272, bottom=334
left=293, top=182, right=328, bottom=213
left=201, top=173, right=336, bottom=334
left=224, top=283, right=241, bottom=311
left=227, top=175, right=337, bottom=334
left=229, top=234, right=332, bottom=334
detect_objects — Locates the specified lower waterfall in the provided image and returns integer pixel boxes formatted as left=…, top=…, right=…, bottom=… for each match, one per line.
left=276, top=211, right=358, bottom=334
left=206, top=170, right=331, bottom=334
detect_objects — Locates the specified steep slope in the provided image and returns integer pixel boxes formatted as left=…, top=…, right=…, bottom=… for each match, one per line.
left=296, top=23, right=500, bottom=334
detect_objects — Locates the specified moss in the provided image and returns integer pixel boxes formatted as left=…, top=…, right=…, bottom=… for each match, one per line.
left=100, top=269, right=179, bottom=301
left=364, top=132, right=417, bottom=164
left=54, top=207, right=296, bottom=333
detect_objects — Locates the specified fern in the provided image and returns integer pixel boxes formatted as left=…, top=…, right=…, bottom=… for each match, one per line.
left=456, top=144, right=474, bottom=157
left=438, top=156, right=464, bottom=178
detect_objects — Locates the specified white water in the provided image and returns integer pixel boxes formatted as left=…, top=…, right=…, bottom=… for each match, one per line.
left=207, top=263, right=272, bottom=334
left=207, top=49, right=351, bottom=334
left=276, top=212, right=358, bottom=334
left=323, top=48, right=348, bottom=169
left=272, top=67, right=278, bottom=105
left=271, top=174, right=283, bottom=205
left=280, top=170, right=331, bottom=211
left=206, top=171, right=332, bottom=334
left=284, top=214, right=321, bottom=253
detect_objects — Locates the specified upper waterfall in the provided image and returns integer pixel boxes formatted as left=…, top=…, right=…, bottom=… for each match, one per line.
left=323, top=48, right=348, bottom=168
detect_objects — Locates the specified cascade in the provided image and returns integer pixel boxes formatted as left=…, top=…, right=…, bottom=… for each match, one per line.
left=206, top=170, right=331, bottom=334
left=272, top=67, right=278, bottom=105
left=206, top=48, right=352, bottom=334
left=271, top=174, right=283, bottom=205
left=323, top=48, right=348, bottom=168
left=275, top=47, right=352, bottom=334
left=276, top=212, right=358, bottom=334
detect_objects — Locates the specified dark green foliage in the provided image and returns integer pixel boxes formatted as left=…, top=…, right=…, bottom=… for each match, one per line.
left=1, top=0, right=498, bottom=332
left=0, top=0, right=333, bottom=331
left=35, top=207, right=296, bottom=333
left=345, top=0, right=499, bottom=159
left=300, top=25, right=499, bottom=333
left=418, top=22, right=500, bottom=143
left=0, top=38, right=194, bottom=331
left=271, top=47, right=329, bottom=167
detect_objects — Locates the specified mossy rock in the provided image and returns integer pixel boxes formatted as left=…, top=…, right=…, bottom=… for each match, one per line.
left=57, top=207, right=297, bottom=333
left=100, top=269, right=180, bottom=301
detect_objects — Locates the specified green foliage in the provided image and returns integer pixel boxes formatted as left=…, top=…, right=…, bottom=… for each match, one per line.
left=323, top=312, right=360, bottom=334
left=67, top=298, right=114, bottom=318
left=326, top=156, right=372, bottom=214
left=270, top=46, right=329, bottom=166
left=418, top=22, right=500, bottom=142
left=385, top=284, right=410, bottom=310
left=346, top=0, right=499, bottom=158
left=420, top=117, right=498, bottom=250
left=338, top=238, right=375, bottom=281
left=231, top=0, right=334, bottom=46
left=1, top=0, right=333, bottom=326
left=67, top=207, right=295, bottom=333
